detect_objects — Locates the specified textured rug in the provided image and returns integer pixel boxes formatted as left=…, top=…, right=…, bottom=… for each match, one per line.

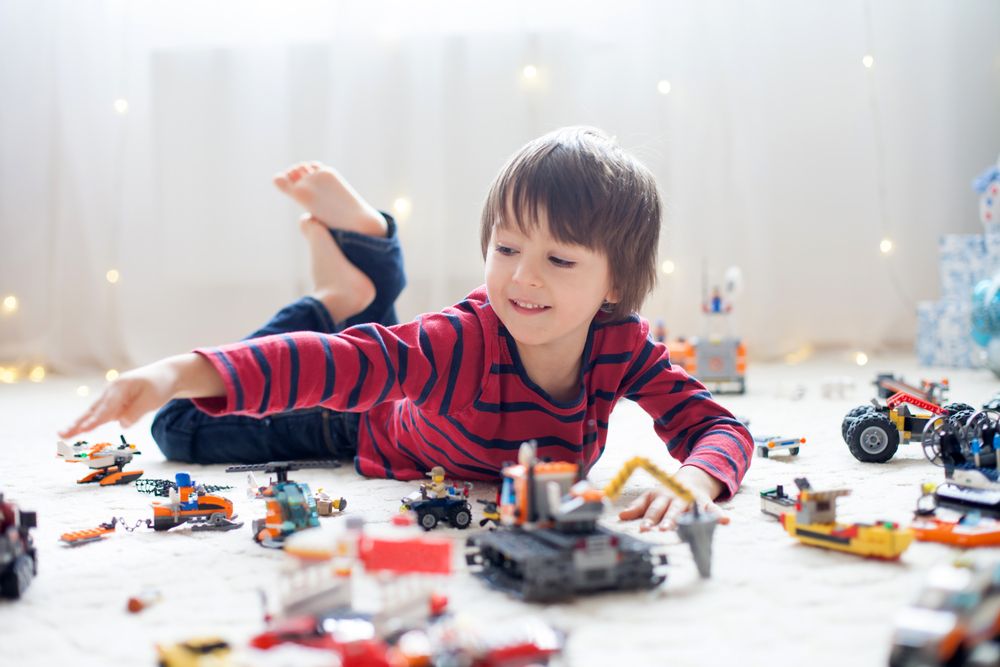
left=2, top=355, right=999, bottom=666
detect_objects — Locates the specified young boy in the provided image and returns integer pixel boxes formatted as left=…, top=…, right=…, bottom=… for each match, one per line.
left=60, top=127, right=752, bottom=531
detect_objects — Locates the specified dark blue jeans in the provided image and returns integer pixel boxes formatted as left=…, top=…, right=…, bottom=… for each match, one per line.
left=151, top=215, right=406, bottom=464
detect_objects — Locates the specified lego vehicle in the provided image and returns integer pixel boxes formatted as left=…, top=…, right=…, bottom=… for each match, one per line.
left=56, top=435, right=143, bottom=485
left=465, top=442, right=722, bottom=602
left=889, top=559, right=1000, bottom=667
left=760, top=485, right=797, bottom=518
left=149, top=472, right=242, bottom=532
left=754, top=435, right=806, bottom=458
left=400, top=467, right=473, bottom=530
left=226, top=460, right=337, bottom=548
left=778, top=478, right=914, bottom=559
left=155, top=636, right=231, bottom=667
left=251, top=516, right=456, bottom=666
left=669, top=335, right=746, bottom=395
left=840, top=385, right=974, bottom=463
left=0, top=490, right=37, bottom=599
left=917, top=409, right=1000, bottom=519
left=874, top=373, right=949, bottom=404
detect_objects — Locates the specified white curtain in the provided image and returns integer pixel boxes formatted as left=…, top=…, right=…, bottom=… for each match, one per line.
left=1, top=0, right=999, bottom=374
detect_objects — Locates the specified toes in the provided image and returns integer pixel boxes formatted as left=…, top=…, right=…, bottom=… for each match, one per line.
left=290, top=165, right=310, bottom=183
left=273, top=173, right=292, bottom=192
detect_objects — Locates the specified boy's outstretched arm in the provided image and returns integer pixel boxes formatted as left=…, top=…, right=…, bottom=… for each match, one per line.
left=58, top=353, right=225, bottom=439
left=615, top=321, right=753, bottom=530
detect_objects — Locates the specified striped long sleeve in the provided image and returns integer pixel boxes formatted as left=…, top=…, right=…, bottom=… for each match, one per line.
left=621, top=320, right=753, bottom=498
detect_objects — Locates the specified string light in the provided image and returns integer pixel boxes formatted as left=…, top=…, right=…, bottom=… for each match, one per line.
left=660, top=260, right=676, bottom=275
left=522, top=65, right=538, bottom=80
left=0, top=367, right=17, bottom=384
left=2, top=295, right=18, bottom=315
left=862, top=54, right=874, bottom=69
left=105, top=369, right=119, bottom=382
left=114, top=98, right=129, bottom=114
left=29, top=366, right=45, bottom=382
left=784, top=344, right=814, bottom=365
left=106, top=269, right=120, bottom=284
left=76, top=385, right=91, bottom=397
left=855, top=351, right=869, bottom=366
left=657, top=80, right=672, bottom=95
left=879, top=238, right=893, bottom=254
left=392, top=197, right=412, bottom=221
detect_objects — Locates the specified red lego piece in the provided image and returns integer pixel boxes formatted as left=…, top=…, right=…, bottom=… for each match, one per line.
left=887, top=391, right=946, bottom=415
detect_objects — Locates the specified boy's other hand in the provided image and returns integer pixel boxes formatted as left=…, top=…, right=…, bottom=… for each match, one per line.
left=57, top=353, right=222, bottom=440
left=617, top=465, right=729, bottom=532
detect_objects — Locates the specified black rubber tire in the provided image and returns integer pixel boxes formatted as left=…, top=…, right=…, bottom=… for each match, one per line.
left=758, top=447, right=768, bottom=458
left=450, top=508, right=472, bottom=529
left=0, top=555, right=33, bottom=599
left=419, top=511, right=438, bottom=531
left=842, top=405, right=877, bottom=441
left=790, top=448, right=800, bottom=456
left=847, top=413, right=899, bottom=463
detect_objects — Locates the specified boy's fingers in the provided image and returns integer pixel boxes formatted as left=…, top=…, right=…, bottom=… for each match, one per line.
left=640, top=495, right=671, bottom=532
left=618, top=491, right=653, bottom=519
left=658, top=498, right=689, bottom=531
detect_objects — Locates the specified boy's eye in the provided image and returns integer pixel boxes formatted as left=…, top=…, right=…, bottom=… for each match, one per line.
left=549, top=256, right=576, bottom=268
left=495, top=244, right=516, bottom=256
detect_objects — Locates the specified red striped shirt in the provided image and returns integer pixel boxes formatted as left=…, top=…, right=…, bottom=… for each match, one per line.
left=193, top=287, right=752, bottom=497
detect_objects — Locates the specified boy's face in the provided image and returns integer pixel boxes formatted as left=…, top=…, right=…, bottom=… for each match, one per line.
left=485, top=208, right=617, bottom=354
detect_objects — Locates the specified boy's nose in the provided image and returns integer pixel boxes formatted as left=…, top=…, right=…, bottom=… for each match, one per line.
left=512, top=260, right=543, bottom=287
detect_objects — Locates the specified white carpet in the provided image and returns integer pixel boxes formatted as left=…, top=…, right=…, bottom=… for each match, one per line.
left=2, top=355, right=999, bottom=666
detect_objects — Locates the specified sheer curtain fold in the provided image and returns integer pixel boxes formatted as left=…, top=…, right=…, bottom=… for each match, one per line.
left=1, top=0, right=999, bottom=371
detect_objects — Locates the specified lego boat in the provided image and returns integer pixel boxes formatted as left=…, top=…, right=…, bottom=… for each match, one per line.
left=778, top=478, right=914, bottom=560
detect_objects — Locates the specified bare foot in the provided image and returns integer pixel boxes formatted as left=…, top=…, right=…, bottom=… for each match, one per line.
left=275, top=162, right=388, bottom=237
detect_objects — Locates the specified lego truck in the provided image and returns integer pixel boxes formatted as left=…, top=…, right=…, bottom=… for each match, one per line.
left=465, top=442, right=721, bottom=602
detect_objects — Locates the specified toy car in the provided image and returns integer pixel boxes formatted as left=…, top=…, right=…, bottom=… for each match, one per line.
left=0, top=490, right=37, bottom=599
left=400, top=490, right=473, bottom=531
left=889, top=559, right=1000, bottom=666
left=840, top=388, right=974, bottom=463
left=754, top=435, right=806, bottom=458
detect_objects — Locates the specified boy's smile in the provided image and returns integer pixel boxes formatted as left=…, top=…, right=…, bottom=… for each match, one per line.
left=485, top=210, right=617, bottom=395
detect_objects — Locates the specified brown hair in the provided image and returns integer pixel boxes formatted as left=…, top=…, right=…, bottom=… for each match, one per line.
left=480, top=126, right=661, bottom=320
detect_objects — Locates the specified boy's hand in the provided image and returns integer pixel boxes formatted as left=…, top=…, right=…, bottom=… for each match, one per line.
left=618, top=465, right=728, bottom=532
left=58, top=353, right=223, bottom=439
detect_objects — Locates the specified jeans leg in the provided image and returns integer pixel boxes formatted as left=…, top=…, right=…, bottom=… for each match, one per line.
left=150, top=214, right=406, bottom=465
left=332, top=212, right=407, bottom=329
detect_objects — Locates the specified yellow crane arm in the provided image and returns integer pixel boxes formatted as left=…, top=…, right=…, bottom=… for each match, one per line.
left=602, top=457, right=695, bottom=504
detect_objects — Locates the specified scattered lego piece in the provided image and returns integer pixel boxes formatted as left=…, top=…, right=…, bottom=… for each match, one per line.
left=313, top=489, right=346, bottom=516
left=778, top=477, right=913, bottom=559
left=0, top=490, right=37, bottom=599
left=399, top=467, right=473, bottom=531
left=760, top=485, right=796, bottom=518
left=226, top=460, right=339, bottom=548
left=56, top=435, right=143, bottom=485
left=466, top=442, right=720, bottom=601
left=754, top=435, right=806, bottom=458
left=127, top=588, right=162, bottom=614
left=889, top=558, right=1000, bottom=666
